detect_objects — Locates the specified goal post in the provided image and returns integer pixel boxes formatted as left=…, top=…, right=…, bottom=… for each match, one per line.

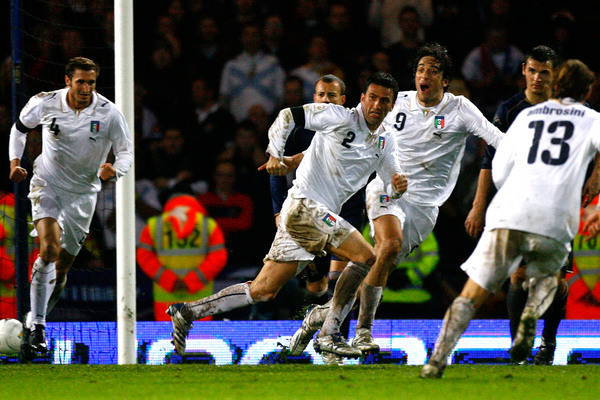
left=8, top=0, right=138, bottom=364
left=114, top=0, right=136, bottom=365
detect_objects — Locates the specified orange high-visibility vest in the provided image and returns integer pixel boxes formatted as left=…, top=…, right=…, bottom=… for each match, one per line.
left=0, top=193, right=38, bottom=319
left=136, top=204, right=227, bottom=321
left=566, top=200, right=600, bottom=319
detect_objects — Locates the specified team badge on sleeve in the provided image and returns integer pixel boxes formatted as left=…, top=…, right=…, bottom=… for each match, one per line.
left=378, top=136, right=386, bottom=150
left=90, top=121, right=100, bottom=133
left=434, top=116, right=445, bottom=129
left=322, top=213, right=337, bottom=227
left=379, top=194, right=389, bottom=203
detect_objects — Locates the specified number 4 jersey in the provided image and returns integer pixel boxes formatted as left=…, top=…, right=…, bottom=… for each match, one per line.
left=15, top=88, right=133, bottom=194
left=488, top=98, right=600, bottom=243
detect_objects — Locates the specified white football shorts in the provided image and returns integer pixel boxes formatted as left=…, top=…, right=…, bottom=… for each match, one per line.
left=461, top=228, right=569, bottom=293
left=366, top=177, right=438, bottom=263
left=28, top=175, right=97, bottom=256
left=264, top=196, right=355, bottom=273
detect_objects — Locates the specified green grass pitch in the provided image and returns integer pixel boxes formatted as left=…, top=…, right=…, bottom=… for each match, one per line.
left=0, top=364, right=598, bottom=400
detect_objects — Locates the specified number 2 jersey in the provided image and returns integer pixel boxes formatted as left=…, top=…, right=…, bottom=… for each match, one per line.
left=13, top=88, right=133, bottom=194
left=381, top=91, right=503, bottom=206
left=267, top=103, right=402, bottom=214
left=488, top=98, right=600, bottom=243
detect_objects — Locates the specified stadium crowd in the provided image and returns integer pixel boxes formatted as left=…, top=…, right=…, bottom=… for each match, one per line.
left=1, top=0, right=600, bottom=322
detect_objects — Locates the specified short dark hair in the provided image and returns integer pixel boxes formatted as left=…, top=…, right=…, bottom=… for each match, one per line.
left=525, top=45, right=558, bottom=67
left=553, top=59, right=595, bottom=102
left=65, top=57, right=100, bottom=79
left=365, top=71, right=399, bottom=100
left=413, top=43, right=453, bottom=83
left=316, top=74, right=346, bottom=95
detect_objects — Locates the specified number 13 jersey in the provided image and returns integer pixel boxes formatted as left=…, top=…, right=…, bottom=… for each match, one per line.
left=489, top=98, right=600, bottom=243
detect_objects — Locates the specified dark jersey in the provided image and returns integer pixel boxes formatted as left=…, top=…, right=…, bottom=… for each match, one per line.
left=481, top=91, right=531, bottom=169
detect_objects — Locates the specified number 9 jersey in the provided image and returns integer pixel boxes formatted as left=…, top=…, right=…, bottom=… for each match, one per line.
left=489, top=98, right=600, bottom=244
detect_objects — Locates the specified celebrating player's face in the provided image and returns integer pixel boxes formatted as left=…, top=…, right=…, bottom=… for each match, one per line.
left=523, top=58, right=553, bottom=97
left=415, top=56, right=448, bottom=107
left=360, top=83, right=394, bottom=130
left=65, top=69, right=97, bottom=110
left=313, top=81, right=346, bottom=105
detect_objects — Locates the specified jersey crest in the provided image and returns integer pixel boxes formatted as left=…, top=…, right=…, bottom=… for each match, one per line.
left=434, top=116, right=445, bottom=129
left=322, top=213, right=337, bottom=227
left=90, top=121, right=100, bottom=133
left=378, top=136, right=386, bottom=150
left=379, top=194, right=389, bottom=203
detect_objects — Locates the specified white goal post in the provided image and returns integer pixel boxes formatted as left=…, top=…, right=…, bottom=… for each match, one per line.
left=114, top=0, right=136, bottom=365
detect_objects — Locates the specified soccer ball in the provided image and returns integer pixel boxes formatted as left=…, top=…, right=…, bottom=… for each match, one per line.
left=0, top=318, right=23, bottom=355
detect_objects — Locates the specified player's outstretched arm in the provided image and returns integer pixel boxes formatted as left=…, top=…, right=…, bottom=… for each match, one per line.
left=465, top=169, right=493, bottom=238
left=257, top=153, right=304, bottom=175
left=582, top=153, right=600, bottom=207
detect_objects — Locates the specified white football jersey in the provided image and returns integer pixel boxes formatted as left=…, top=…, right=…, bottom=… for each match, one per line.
left=267, top=103, right=402, bottom=213
left=488, top=99, right=600, bottom=243
left=18, top=88, right=133, bottom=194
left=382, top=91, right=503, bottom=206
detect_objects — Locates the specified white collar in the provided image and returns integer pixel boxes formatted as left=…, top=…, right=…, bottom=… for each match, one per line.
left=408, top=91, right=447, bottom=114
left=60, top=88, right=98, bottom=115
left=357, top=105, right=385, bottom=136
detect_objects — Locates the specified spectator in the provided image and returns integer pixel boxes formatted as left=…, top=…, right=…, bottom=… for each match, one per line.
left=219, top=22, right=286, bottom=122
left=286, top=0, right=324, bottom=48
left=321, top=2, right=367, bottom=81
left=387, top=6, right=427, bottom=89
left=219, top=120, right=267, bottom=195
left=291, top=35, right=345, bottom=102
left=184, top=14, right=233, bottom=82
left=262, top=13, right=298, bottom=71
left=370, top=49, right=393, bottom=75
left=368, top=0, right=433, bottom=48
left=246, top=103, right=272, bottom=148
left=219, top=121, right=273, bottom=257
left=184, top=76, right=237, bottom=181
left=146, top=126, right=195, bottom=201
left=198, top=161, right=254, bottom=267
left=137, top=194, right=227, bottom=320
left=280, top=75, right=305, bottom=109
left=133, top=82, right=162, bottom=153
left=547, top=11, right=586, bottom=63
left=461, top=26, right=523, bottom=118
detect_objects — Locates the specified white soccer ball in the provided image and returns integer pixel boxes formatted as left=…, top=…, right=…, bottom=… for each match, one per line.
left=0, top=318, right=23, bottom=355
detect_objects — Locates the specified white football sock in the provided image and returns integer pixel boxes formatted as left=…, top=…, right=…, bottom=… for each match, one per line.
left=524, top=275, right=558, bottom=318
left=184, top=282, right=254, bottom=321
left=356, top=283, right=383, bottom=331
left=30, top=258, right=57, bottom=326
left=47, top=274, right=68, bottom=314
left=429, top=296, right=475, bottom=366
left=320, top=261, right=370, bottom=336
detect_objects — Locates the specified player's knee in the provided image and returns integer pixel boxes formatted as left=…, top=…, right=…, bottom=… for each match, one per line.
left=378, top=237, right=402, bottom=262
left=364, top=252, right=376, bottom=267
left=39, top=242, right=60, bottom=263
left=249, top=282, right=278, bottom=302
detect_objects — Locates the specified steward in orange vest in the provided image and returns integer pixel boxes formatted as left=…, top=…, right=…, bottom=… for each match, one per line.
left=136, top=195, right=227, bottom=320
left=567, top=196, right=600, bottom=319
left=0, top=192, right=38, bottom=318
